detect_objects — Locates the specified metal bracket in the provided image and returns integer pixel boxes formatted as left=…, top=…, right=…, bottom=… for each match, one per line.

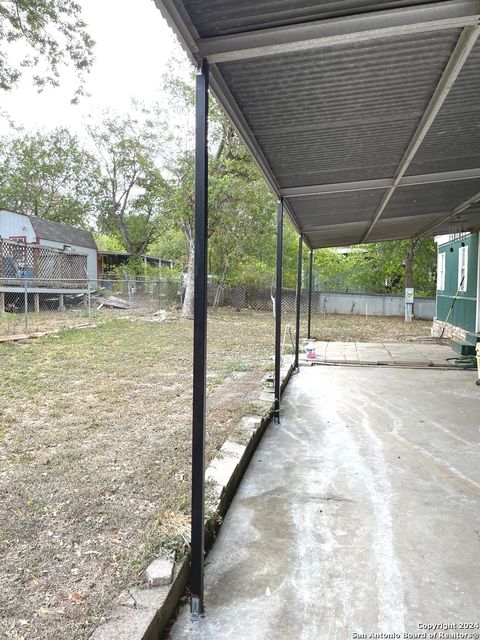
left=191, top=595, right=201, bottom=621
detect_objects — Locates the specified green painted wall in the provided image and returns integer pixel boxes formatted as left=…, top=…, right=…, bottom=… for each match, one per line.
left=437, top=233, right=478, bottom=333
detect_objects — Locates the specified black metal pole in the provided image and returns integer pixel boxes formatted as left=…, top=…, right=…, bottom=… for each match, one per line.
left=307, top=249, right=313, bottom=340
left=274, top=198, right=283, bottom=424
left=294, top=234, right=303, bottom=369
left=190, top=59, right=208, bottom=620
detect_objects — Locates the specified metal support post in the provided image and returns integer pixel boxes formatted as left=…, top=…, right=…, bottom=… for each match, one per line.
left=34, top=293, right=40, bottom=314
left=190, top=58, right=209, bottom=621
left=307, top=250, right=313, bottom=340
left=0, top=292, right=5, bottom=317
left=294, top=234, right=303, bottom=370
left=87, top=288, right=92, bottom=320
left=274, top=198, right=284, bottom=424
left=23, top=282, right=28, bottom=334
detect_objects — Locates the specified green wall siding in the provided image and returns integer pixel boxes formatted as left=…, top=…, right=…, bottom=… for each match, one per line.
left=437, top=234, right=478, bottom=333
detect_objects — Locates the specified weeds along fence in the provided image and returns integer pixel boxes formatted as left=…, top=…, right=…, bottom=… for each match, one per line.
left=0, top=277, right=183, bottom=337
left=0, top=278, right=435, bottom=338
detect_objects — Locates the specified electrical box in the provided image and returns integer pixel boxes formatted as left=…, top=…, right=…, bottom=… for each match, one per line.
left=405, top=288, right=414, bottom=304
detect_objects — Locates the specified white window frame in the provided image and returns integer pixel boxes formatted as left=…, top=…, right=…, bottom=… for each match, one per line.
left=437, top=252, right=446, bottom=291
left=458, top=245, right=468, bottom=292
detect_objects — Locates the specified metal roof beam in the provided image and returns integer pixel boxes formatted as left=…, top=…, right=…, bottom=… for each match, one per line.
left=280, top=168, right=480, bottom=198
left=282, top=178, right=392, bottom=197
left=414, top=191, right=480, bottom=237
left=198, top=1, right=480, bottom=63
left=361, top=23, right=480, bottom=243
left=301, top=212, right=454, bottom=234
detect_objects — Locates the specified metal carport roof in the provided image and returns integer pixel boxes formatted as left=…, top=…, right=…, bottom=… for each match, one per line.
left=154, top=0, right=480, bottom=249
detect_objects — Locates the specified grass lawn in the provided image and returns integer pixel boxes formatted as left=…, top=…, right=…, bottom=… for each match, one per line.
left=0, top=309, right=432, bottom=639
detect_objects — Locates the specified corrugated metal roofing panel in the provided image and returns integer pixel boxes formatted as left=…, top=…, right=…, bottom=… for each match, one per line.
left=406, top=38, right=480, bottom=175
left=382, top=179, right=480, bottom=219
left=368, top=208, right=480, bottom=240
left=155, top=0, right=480, bottom=248
left=296, top=180, right=480, bottom=246
left=305, top=225, right=369, bottom=248
left=288, top=189, right=386, bottom=229
left=181, top=0, right=444, bottom=37
left=219, top=30, right=460, bottom=187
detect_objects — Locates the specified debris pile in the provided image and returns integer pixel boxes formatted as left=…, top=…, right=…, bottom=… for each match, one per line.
left=89, top=293, right=131, bottom=310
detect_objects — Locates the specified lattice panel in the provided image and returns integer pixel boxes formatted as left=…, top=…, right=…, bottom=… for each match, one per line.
left=1, top=239, right=88, bottom=288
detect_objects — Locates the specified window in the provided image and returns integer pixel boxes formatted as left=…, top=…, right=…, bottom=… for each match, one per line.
left=458, top=245, right=468, bottom=292
left=437, top=252, right=446, bottom=291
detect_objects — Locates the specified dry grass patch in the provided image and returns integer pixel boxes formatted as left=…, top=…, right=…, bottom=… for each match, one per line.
left=309, top=313, right=432, bottom=342
left=0, top=309, right=274, bottom=640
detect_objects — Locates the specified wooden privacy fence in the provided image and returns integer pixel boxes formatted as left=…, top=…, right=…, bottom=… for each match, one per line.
left=0, top=239, right=88, bottom=289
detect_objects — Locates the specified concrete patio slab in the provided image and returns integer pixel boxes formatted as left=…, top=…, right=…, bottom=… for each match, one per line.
left=169, top=365, right=480, bottom=640
left=310, top=341, right=460, bottom=367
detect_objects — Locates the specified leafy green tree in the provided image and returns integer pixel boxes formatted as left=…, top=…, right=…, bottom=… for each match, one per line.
left=311, top=239, right=436, bottom=297
left=312, top=247, right=355, bottom=292
left=0, top=0, right=95, bottom=102
left=93, top=233, right=125, bottom=252
left=207, top=126, right=277, bottom=290
left=0, top=127, right=98, bottom=226
left=338, top=239, right=436, bottom=296
left=149, top=228, right=187, bottom=269
left=158, top=68, right=285, bottom=317
left=89, top=110, right=170, bottom=258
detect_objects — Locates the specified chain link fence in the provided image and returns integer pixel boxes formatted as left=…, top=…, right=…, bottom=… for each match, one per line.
left=0, top=277, right=307, bottom=338
left=0, top=277, right=183, bottom=337
left=208, top=283, right=310, bottom=314
left=2, top=277, right=427, bottom=339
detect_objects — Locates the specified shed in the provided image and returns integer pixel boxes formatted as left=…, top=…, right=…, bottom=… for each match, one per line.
left=0, top=209, right=98, bottom=280
left=98, top=251, right=173, bottom=276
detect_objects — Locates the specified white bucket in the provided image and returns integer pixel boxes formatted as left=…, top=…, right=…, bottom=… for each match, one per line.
left=305, top=342, right=316, bottom=360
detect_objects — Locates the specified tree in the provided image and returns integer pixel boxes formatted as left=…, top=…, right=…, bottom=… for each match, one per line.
left=89, top=111, right=170, bottom=258
left=0, top=127, right=98, bottom=226
left=164, top=110, right=279, bottom=317
left=160, top=68, right=281, bottom=318
left=207, top=124, right=276, bottom=293
left=344, top=238, right=437, bottom=297
left=0, top=0, right=94, bottom=102
left=313, top=248, right=355, bottom=292
left=148, top=227, right=186, bottom=268
left=93, top=233, right=125, bottom=253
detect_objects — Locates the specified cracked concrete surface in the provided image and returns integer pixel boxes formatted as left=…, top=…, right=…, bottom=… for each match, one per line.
left=169, top=365, right=480, bottom=640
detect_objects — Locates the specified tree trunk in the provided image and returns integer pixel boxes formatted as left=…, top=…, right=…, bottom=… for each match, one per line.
left=182, top=232, right=195, bottom=319
left=405, top=239, right=416, bottom=289
left=213, top=262, right=228, bottom=308
left=404, top=239, right=417, bottom=323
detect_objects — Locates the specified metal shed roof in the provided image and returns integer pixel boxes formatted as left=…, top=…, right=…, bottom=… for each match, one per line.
left=154, top=0, right=480, bottom=249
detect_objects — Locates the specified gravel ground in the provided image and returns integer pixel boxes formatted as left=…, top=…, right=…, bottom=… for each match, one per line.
left=0, top=310, right=432, bottom=639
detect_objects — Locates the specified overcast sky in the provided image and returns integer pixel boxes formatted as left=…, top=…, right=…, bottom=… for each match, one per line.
left=0, top=0, right=185, bottom=135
